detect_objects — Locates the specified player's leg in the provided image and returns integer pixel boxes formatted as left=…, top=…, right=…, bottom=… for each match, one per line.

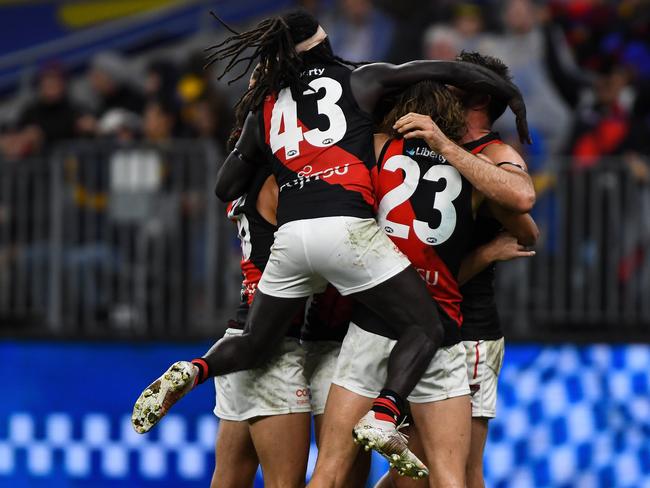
left=409, top=396, right=471, bottom=487
left=247, top=413, right=311, bottom=488
left=348, top=268, right=443, bottom=478
left=306, top=340, right=372, bottom=488
left=210, top=419, right=258, bottom=488
left=132, top=293, right=308, bottom=433
left=466, top=418, right=488, bottom=488
left=245, top=335, right=313, bottom=488
left=132, top=220, right=316, bottom=433
left=198, top=292, right=309, bottom=376
left=463, top=338, right=505, bottom=488
left=402, top=340, right=471, bottom=487
left=309, top=322, right=408, bottom=488
left=352, top=266, right=444, bottom=399
left=375, top=342, right=471, bottom=488
left=308, top=384, right=374, bottom=488
left=310, top=217, right=445, bottom=404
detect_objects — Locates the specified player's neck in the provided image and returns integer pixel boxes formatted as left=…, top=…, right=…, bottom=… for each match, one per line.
left=460, top=113, right=491, bottom=145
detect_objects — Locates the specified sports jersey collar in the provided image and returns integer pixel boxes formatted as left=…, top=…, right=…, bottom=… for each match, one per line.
left=462, top=131, right=501, bottom=152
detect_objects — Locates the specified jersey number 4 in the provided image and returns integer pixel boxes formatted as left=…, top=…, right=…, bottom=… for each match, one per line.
left=269, top=77, right=347, bottom=160
left=377, top=155, right=462, bottom=246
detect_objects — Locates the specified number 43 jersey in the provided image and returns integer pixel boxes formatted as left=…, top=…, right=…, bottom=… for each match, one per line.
left=374, top=137, right=474, bottom=343
left=260, top=63, right=376, bottom=226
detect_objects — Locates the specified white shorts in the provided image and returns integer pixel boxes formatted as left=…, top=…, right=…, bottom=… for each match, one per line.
left=214, top=329, right=312, bottom=421
left=303, top=340, right=341, bottom=416
left=332, top=323, right=470, bottom=403
left=258, top=217, right=410, bottom=298
left=463, top=338, right=505, bottom=418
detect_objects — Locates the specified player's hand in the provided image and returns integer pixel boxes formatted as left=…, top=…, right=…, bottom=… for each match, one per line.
left=483, top=232, right=536, bottom=262
left=393, top=112, right=450, bottom=151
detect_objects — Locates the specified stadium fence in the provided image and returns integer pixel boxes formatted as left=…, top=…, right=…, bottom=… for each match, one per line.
left=1, top=146, right=649, bottom=340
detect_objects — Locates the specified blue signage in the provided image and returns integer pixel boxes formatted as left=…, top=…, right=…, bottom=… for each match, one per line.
left=1, top=341, right=649, bottom=487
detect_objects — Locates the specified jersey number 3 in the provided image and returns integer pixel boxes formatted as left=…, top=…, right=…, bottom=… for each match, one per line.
left=269, top=77, right=347, bottom=160
left=377, top=155, right=462, bottom=246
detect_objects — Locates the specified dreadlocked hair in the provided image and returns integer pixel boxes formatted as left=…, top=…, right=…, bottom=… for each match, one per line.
left=206, top=10, right=360, bottom=113
left=379, top=80, right=466, bottom=143
left=226, top=64, right=264, bottom=152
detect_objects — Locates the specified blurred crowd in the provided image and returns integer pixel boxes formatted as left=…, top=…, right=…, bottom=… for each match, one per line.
left=1, top=0, right=649, bottom=173
left=1, top=0, right=649, bottom=332
left=0, top=50, right=234, bottom=160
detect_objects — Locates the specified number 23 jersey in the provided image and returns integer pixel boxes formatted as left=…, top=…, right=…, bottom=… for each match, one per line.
left=374, top=137, right=474, bottom=343
left=260, top=63, right=376, bottom=226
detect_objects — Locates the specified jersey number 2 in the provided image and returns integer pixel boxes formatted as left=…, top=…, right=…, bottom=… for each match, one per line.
left=269, top=77, right=347, bottom=160
left=377, top=155, right=462, bottom=245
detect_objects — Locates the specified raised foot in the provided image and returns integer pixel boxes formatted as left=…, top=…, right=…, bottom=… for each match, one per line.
left=131, top=361, right=198, bottom=434
left=352, top=411, right=428, bottom=479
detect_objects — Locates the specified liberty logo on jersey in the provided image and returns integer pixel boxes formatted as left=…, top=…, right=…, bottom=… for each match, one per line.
left=405, top=147, right=447, bottom=162
left=279, top=163, right=350, bottom=192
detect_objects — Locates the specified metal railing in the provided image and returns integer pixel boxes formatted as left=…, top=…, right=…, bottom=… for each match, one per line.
left=498, top=160, right=650, bottom=340
left=1, top=141, right=239, bottom=338
left=1, top=149, right=649, bottom=340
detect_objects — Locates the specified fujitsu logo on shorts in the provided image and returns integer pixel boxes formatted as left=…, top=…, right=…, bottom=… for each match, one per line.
left=295, top=388, right=311, bottom=397
left=279, top=164, right=350, bottom=192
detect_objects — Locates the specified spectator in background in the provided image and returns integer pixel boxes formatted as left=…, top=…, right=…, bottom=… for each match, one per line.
left=177, top=52, right=232, bottom=149
left=451, top=2, right=493, bottom=53
left=570, top=63, right=632, bottom=170
left=0, top=64, right=86, bottom=159
left=486, top=0, right=573, bottom=158
left=323, top=0, right=395, bottom=62
left=88, top=52, right=144, bottom=117
left=143, top=98, right=177, bottom=144
left=423, top=24, right=460, bottom=61
left=98, top=108, right=141, bottom=144
left=144, top=60, right=179, bottom=106
left=623, top=83, right=650, bottom=180
left=184, top=95, right=228, bottom=144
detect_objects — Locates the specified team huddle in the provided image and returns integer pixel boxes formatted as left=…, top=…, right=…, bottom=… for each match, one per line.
left=131, top=10, right=538, bottom=488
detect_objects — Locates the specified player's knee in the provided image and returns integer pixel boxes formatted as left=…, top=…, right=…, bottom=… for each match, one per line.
left=416, top=321, right=444, bottom=351
left=403, top=325, right=440, bottom=359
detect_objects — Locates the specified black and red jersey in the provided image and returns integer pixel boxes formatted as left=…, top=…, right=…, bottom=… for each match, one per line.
left=354, top=137, right=474, bottom=346
left=227, top=166, right=302, bottom=337
left=260, top=63, right=376, bottom=226
left=301, top=285, right=353, bottom=343
left=460, top=132, right=505, bottom=341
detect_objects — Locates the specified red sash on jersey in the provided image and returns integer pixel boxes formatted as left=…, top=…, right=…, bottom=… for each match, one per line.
left=376, top=139, right=464, bottom=327
left=262, top=95, right=376, bottom=208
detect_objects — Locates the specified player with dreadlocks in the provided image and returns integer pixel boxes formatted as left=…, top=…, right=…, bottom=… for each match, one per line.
left=133, top=9, right=531, bottom=478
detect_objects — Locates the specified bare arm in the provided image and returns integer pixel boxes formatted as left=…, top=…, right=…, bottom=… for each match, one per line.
left=487, top=202, right=540, bottom=246
left=458, top=233, right=536, bottom=286
left=214, top=111, right=266, bottom=202
left=394, top=113, right=536, bottom=213
left=350, top=61, right=531, bottom=143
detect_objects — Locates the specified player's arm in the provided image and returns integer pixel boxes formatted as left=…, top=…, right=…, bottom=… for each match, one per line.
left=214, top=111, right=266, bottom=202
left=487, top=200, right=539, bottom=247
left=350, top=61, right=531, bottom=144
left=394, top=113, right=536, bottom=213
left=458, top=232, right=536, bottom=286
left=256, top=174, right=279, bottom=226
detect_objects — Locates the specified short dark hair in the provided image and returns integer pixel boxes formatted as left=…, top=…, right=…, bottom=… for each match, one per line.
left=456, top=50, right=511, bottom=122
